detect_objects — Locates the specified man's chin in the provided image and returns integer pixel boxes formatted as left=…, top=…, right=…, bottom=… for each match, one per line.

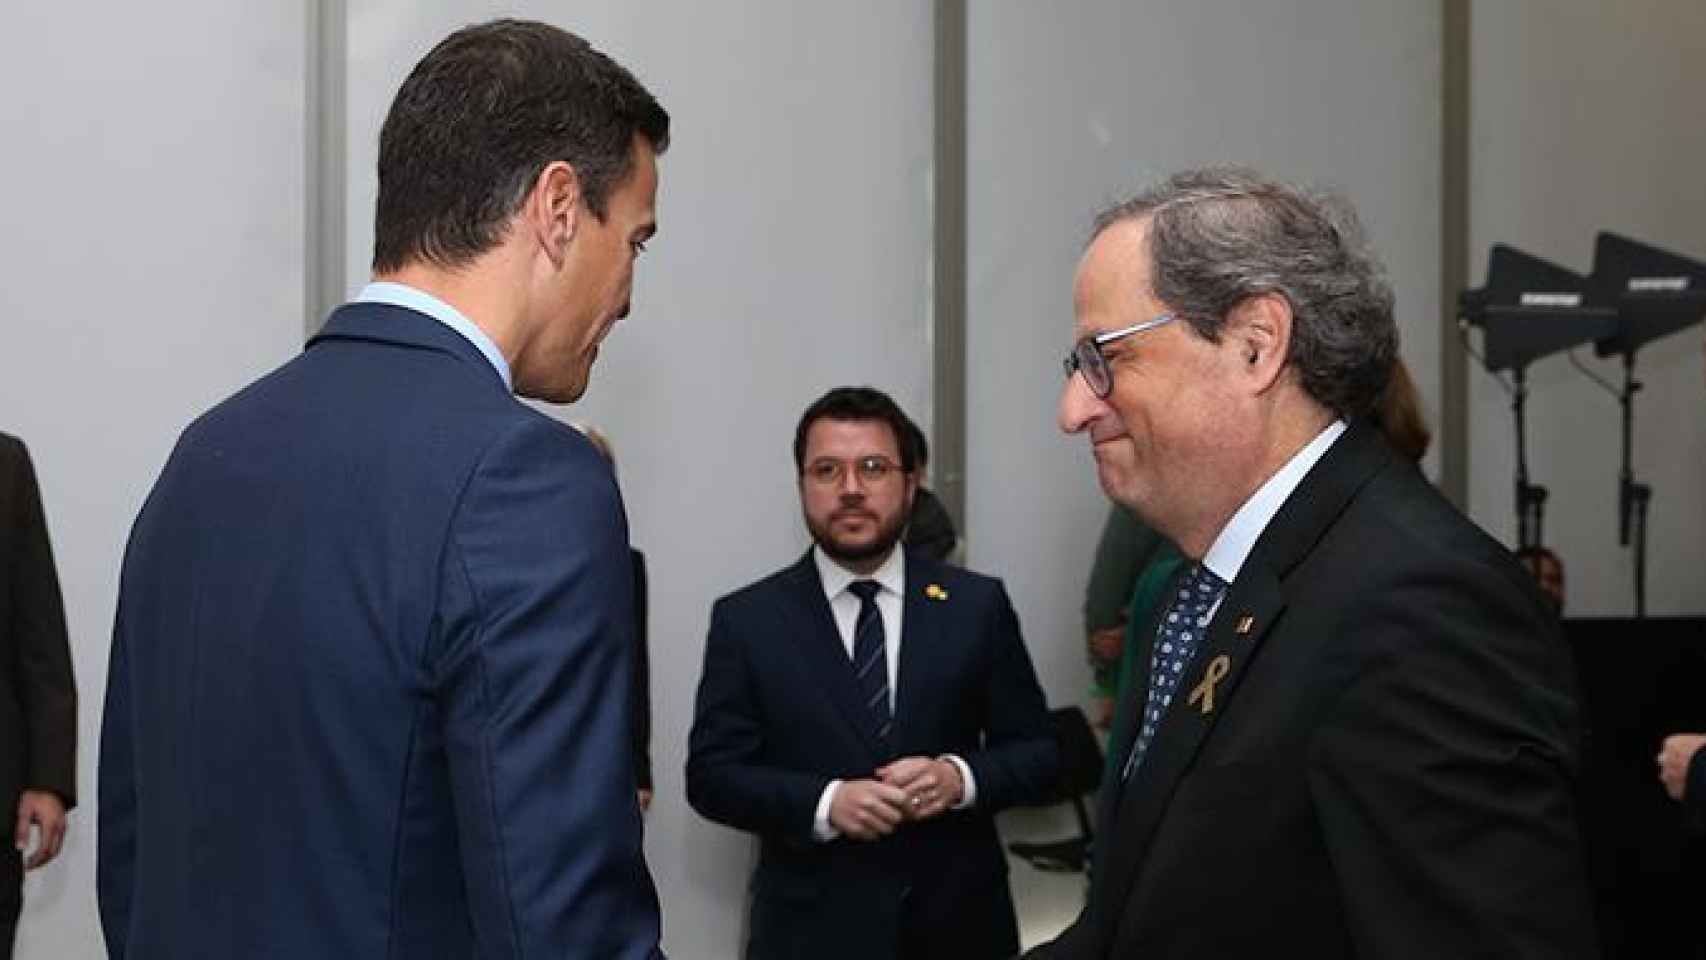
left=817, top=535, right=900, bottom=567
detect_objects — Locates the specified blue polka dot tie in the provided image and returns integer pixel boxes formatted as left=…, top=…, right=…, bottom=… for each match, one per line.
left=1122, top=563, right=1228, bottom=782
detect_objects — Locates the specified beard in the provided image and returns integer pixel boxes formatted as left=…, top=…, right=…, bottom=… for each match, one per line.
left=806, top=504, right=909, bottom=568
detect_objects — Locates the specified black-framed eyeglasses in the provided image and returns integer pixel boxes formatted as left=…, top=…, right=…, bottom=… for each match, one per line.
left=804, top=455, right=905, bottom=487
left=1062, top=313, right=1176, bottom=399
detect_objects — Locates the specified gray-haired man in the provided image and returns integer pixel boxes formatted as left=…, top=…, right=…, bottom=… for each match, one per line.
left=1031, top=167, right=1596, bottom=958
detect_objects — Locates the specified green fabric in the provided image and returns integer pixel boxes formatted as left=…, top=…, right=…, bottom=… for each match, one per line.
left=1083, top=504, right=1165, bottom=632
left=1102, top=543, right=1186, bottom=786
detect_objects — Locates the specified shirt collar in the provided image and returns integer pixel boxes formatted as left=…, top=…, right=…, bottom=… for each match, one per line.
left=355, top=281, right=513, bottom=391
left=1202, top=419, right=1347, bottom=584
left=813, top=543, right=907, bottom=602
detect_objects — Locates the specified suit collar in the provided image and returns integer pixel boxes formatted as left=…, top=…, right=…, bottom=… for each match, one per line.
left=1097, top=421, right=1395, bottom=935
left=777, top=551, right=890, bottom=762
left=1201, top=419, right=1346, bottom=584
left=308, top=302, right=511, bottom=394
left=810, top=544, right=905, bottom=604
left=892, top=550, right=948, bottom=747
left=777, top=548, right=948, bottom=763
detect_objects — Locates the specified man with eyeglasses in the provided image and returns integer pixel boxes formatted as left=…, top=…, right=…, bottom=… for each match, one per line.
left=1029, top=168, right=1595, bottom=959
left=688, top=386, right=1058, bottom=960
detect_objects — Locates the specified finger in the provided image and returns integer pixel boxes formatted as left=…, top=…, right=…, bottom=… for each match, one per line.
left=862, top=810, right=896, bottom=836
left=13, top=807, right=29, bottom=852
left=870, top=782, right=911, bottom=807
left=46, top=818, right=65, bottom=861
left=868, top=799, right=904, bottom=827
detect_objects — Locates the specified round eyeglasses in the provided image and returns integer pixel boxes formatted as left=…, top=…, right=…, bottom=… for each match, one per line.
left=803, top=455, right=905, bottom=487
left=1062, top=313, right=1175, bottom=398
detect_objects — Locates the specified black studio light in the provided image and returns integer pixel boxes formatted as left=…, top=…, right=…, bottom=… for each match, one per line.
left=1459, top=244, right=1617, bottom=552
left=1588, top=232, right=1706, bottom=616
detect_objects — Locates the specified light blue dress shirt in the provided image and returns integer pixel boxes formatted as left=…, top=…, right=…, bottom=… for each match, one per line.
left=355, top=281, right=513, bottom=391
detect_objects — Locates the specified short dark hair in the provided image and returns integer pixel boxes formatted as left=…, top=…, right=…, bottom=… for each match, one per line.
left=793, top=387, right=919, bottom=475
left=1092, top=166, right=1396, bottom=419
left=899, top=414, right=929, bottom=472
left=372, top=19, right=670, bottom=274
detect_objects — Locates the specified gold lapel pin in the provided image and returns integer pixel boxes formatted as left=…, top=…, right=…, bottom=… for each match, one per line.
left=1187, top=654, right=1232, bottom=715
left=924, top=583, right=948, bottom=601
left=1235, top=614, right=1254, bottom=636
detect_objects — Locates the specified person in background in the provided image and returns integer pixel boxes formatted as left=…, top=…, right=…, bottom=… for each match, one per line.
left=578, top=424, right=654, bottom=813
left=899, top=415, right=958, bottom=563
left=98, top=20, right=668, bottom=958
left=1081, top=506, right=1165, bottom=728
left=688, top=386, right=1058, bottom=960
left=1515, top=545, right=1565, bottom=617
left=1654, top=336, right=1706, bottom=825
left=1, top=433, right=76, bottom=960
left=1374, top=357, right=1431, bottom=465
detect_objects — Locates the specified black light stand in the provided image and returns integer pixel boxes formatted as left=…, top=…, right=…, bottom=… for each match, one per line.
left=1461, top=244, right=1618, bottom=551
left=1590, top=232, right=1706, bottom=618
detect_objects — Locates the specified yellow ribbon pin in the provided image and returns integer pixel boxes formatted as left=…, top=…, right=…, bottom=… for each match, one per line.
left=1187, top=655, right=1232, bottom=715
left=924, top=583, right=949, bottom=601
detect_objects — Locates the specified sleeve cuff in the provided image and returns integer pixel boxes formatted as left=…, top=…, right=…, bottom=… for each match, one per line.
left=942, top=754, right=976, bottom=809
left=812, top=780, right=842, bottom=841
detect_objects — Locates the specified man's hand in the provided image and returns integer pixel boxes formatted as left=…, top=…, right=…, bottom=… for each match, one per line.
left=1087, top=625, right=1125, bottom=666
left=876, top=756, right=963, bottom=822
left=828, top=779, right=910, bottom=841
left=1658, top=734, right=1706, bottom=801
left=15, top=790, right=67, bottom=870
left=636, top=789, right=653, bottom=813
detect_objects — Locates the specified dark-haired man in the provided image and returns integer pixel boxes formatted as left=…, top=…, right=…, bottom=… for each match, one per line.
left=1032, top=168, right=1595, bottom=958
left=688, top=386, right=1058, bottom=960
left=100, top=20, right=667, bottom=958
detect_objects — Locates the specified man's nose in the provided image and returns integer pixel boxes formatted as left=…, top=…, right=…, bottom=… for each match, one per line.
left=1058, top=373, right=1105, bottom=434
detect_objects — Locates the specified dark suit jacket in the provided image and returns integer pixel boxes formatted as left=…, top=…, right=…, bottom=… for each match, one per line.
left=687, top=549, right=1058, bottom=959
left=98, top=304, right=661, bottom=959
left=1030, top=422, right=1597, bottom=959
left=631, top=548, right=652, bottom=792
left=0, top=433, right=76, bottom=823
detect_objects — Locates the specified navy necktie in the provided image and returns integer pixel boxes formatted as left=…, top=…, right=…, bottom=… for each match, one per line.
left=1122, top=562, right=1228, bottom=781
left=848, top=580, right=892, bottom=745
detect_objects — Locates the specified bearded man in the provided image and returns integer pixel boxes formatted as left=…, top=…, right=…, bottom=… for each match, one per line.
left=688, top=385, right=1058, bottom=960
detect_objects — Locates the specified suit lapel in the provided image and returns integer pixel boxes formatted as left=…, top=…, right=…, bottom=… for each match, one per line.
left=1096, top=422, right=1394, bottom=931
left=891, top=552, right=938, bottom=747
left=775, top=553, right=886, bottom=763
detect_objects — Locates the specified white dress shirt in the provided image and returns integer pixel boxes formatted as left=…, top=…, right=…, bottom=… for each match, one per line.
left=355, top=281, right=513, bottom=391
left=810, top=546, right=976, bottom=841
left=1201, top=420, right=1348, bottom=602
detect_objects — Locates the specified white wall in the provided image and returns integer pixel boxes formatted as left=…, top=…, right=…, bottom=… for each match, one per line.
left=1467, top=0, right=1706, bottom=616
left=967, top=0, right=1443, bottom=749
left=0, top=4, right=306, bottom=957
left=344, top=4, right=934, bottom=956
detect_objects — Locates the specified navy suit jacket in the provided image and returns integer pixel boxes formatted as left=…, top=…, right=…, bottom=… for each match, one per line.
left=98, top=304, right=662, bottom=958
left=687, top=549, right=1058, bottom=959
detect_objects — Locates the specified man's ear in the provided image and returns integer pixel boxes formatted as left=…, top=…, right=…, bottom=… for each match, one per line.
left=1226, top=292, right=1293, bottom=394
left=524, top=160, right=582, bottom=269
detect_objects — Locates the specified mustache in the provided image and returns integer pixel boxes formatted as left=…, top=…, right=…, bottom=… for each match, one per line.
left=831, top=508, right=878, bottom=522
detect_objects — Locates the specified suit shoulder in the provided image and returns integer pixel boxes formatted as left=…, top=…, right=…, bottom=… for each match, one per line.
left=909, top=551, right=1006, bottom=600
left=714, top=563, right=806, bottom=615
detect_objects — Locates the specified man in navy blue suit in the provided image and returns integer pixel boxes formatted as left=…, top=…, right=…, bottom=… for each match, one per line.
left=98, top=20, right=669, bottom=958
left=688, top=387, right=1059, bottom=960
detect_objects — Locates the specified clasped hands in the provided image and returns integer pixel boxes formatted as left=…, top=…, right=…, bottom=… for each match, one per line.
left=828, top=756, right=964, bottom=842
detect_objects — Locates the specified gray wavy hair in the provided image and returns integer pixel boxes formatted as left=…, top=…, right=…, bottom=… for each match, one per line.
left=1092, top=167, right=1397, bottom=419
